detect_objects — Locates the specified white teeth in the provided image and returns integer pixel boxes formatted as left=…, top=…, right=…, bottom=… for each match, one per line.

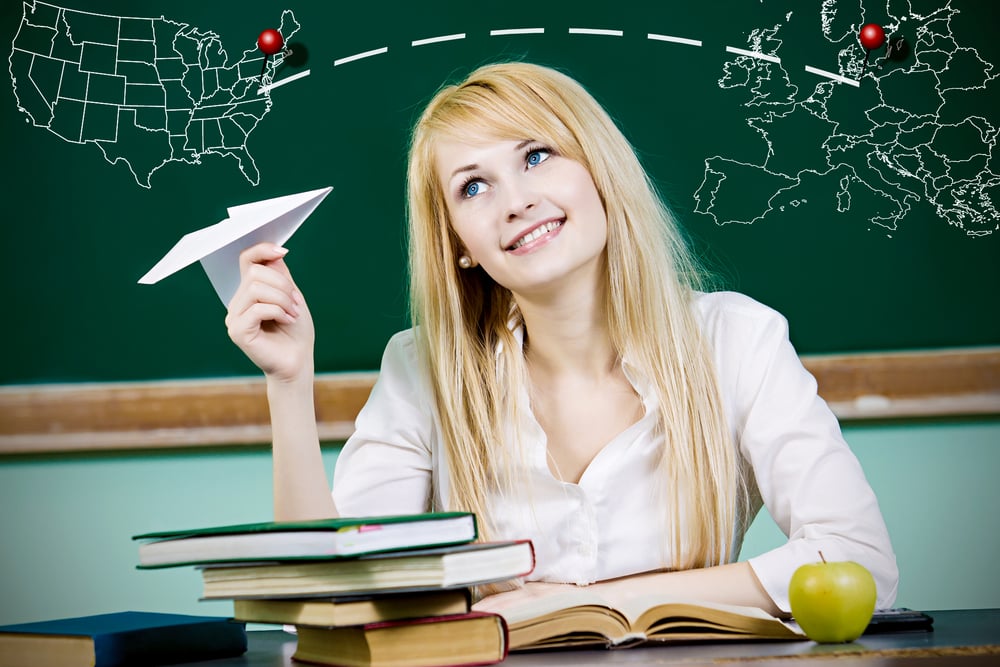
left=510, top=221, right=562, bottom=250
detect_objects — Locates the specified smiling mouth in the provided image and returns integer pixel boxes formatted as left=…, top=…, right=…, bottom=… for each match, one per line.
left=507, top=220, right=564, bottom=251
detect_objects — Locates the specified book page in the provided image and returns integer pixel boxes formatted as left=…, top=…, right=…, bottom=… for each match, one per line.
left=479, top=587, right=617, bottom=625
left=623, top=597, right=801, bottom=639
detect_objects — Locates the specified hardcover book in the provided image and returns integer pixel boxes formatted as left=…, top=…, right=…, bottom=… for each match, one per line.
left=232, top=588, right=472, bottom=627
left=133, top=512, right=477, bottom=568
left=292, top=611, right=508, bottom=667
left=199, top=540, right=535, bottom=600
left=0, top=611, right=247, bottom=667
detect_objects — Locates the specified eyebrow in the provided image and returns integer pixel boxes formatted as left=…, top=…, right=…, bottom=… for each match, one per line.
left=447, top=139, right=535, bottom=180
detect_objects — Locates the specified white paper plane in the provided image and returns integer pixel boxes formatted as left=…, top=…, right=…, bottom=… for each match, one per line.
left=139, top=186, right=333, bottom=305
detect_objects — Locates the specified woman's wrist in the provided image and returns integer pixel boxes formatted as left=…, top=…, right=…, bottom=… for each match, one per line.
left=265, top=361, right=315, bottom=393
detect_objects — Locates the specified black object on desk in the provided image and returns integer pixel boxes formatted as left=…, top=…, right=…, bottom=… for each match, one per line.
left=865, top=608, right=935, bottom=634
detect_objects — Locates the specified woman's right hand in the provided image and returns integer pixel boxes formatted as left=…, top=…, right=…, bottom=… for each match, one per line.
left=225, top=242, right=315, bottom=383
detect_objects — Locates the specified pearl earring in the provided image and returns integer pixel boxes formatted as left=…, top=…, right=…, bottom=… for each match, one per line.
left=458, top=255, right=473, bottom=269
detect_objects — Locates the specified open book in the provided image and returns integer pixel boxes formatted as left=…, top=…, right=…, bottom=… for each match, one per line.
left=485, top=589, right=804, bottom=650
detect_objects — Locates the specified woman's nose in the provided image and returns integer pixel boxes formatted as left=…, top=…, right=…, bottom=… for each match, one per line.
left=503, top=177, right=538, bottom=222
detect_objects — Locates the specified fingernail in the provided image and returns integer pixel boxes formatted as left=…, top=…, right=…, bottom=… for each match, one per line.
left=274, top=245, right=289, bottom=255
left=292, top=289, right=303, bottom=305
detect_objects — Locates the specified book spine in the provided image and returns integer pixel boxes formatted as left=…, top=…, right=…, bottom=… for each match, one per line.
left=93, top=621, right=247, bottom=666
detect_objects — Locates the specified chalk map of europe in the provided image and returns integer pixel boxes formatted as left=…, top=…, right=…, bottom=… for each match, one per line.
left=693, top=1, right=997, bottom=237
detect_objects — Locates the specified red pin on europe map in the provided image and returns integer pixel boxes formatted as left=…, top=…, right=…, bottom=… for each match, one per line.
left=858, top=23, right=886, bottom=79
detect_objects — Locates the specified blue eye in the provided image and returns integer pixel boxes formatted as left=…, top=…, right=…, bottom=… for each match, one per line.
left=526, top=148, right=551, bottom=167
left=463, top=180, right=484, bottom=198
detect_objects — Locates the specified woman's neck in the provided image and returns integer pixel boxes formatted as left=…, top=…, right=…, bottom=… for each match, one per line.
left=515, top=284, right=618, bottom=381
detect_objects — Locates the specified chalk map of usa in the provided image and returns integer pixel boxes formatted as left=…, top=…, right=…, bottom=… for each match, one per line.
left=693, top=1, right=998, bottom=237
left=8, top=2, right=299, bottom=188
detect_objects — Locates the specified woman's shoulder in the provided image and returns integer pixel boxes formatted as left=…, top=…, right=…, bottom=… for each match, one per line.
left=694, top=290, right=786, bottom=322
left=693, top=290, right=791, bottom=347
left=384, top=326, right=418, bottom=351
left=365, top=327, right=434, bottom=406
left=379, top=327, right=423, bottom=370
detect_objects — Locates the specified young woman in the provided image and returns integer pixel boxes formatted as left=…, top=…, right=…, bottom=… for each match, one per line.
left=225, top=61, right=898, bottom=616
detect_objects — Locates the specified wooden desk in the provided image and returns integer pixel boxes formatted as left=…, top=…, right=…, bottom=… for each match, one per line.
left=184, top=609, right=999, bottom=666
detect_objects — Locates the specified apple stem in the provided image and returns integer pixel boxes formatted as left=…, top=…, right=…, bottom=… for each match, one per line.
left=819, top=551, right=827, bottom=564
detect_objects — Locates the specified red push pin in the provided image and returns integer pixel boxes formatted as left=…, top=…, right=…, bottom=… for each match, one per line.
left=257, top=28, right=284, bottom=84
left=858, top=23, right=886, bottom=79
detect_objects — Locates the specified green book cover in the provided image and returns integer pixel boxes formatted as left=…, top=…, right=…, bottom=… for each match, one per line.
left=133, top=512, right=475, bottom=540
left=133, top=512, right=479, bottom=568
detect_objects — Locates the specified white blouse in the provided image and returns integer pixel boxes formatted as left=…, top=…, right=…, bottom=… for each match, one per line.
left=332, top=291, right=899, bottom=612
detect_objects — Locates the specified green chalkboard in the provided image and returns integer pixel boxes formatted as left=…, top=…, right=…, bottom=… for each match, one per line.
left=4, top=0, right=998, bottom=385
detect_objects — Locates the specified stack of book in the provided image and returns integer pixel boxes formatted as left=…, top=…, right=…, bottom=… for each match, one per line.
left=133, top=512, right=535, bottom=667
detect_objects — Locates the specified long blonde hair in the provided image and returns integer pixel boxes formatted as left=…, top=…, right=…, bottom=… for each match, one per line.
left=406, top=61, right=746, bottom=569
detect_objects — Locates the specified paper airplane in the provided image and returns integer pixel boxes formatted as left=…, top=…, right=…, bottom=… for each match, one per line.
left=139, top=186, right=332, bottom=305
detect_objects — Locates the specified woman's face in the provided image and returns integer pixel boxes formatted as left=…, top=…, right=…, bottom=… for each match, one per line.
left=435, top=136, right=608, bottom=298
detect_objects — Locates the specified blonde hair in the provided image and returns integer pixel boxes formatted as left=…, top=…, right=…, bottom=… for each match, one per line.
left=406, top=61, right=746, bottom=569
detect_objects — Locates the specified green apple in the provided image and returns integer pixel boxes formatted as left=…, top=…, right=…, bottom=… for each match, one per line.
left=789, top=553, right=877, bottom=643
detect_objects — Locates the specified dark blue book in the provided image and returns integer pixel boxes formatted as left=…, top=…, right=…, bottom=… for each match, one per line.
left=0, top=611, right=247, bottom=667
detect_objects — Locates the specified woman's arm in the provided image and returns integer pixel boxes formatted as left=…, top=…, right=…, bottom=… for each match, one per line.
left=267, top=372, right=337, bottom=520
left=705, top=292, right=898, bottom=613
left=226, top=242, right=336, bottom=521
left=474, top=562, right=781, bottom=617
left=593, top=562, right=780, bottom=614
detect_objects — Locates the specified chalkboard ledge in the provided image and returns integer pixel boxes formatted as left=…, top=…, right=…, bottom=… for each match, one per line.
left=1, top=348, right=998, bottom=455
